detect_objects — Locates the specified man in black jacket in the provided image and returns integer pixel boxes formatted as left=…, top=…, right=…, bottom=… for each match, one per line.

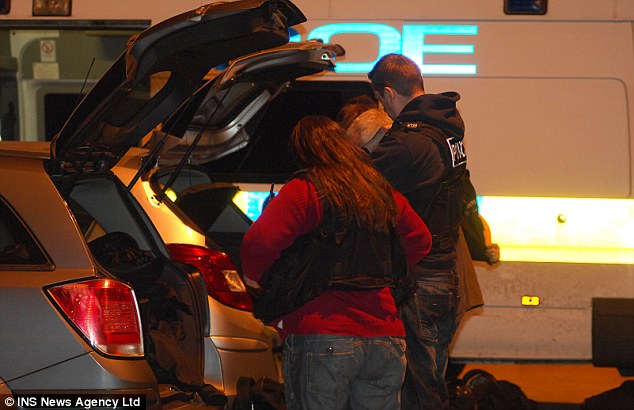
left=368, top=53, right=467, bottom=409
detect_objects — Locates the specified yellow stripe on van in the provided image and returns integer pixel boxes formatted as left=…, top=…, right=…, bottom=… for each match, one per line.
left=234, top=192, right=634, bottom=265
left=480, top=197, right=634, bottom=264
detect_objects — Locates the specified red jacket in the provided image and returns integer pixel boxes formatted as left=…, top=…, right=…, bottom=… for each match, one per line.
left=241, top=177, right=431, bottom=337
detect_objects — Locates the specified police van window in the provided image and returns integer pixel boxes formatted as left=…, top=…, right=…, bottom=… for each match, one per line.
left=504, top=0, right=547, bottom=15
left=0, top=198, right=51, bottom=268
left=0, top=0, right=9, bottom=14
left=0, top=23, right=147, bottom=142
left=205, top=80, right=374, bottom=183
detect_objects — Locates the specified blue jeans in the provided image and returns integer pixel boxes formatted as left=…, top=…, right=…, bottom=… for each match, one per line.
left=283, top=334, right=407, bottom=410
left=400, top=270, right=460, bottom=410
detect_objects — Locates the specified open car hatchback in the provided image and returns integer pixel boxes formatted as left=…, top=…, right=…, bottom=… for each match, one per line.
left=112, top=39, right=344, bottom=402
left=0, top=0, right=306, bottom=407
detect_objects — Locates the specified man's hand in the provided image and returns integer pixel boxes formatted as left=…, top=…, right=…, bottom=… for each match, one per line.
left=485, top=244, right=500, bottom=265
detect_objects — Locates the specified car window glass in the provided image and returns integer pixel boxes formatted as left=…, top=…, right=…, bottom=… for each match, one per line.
left=66, top=180, right=150, bottom=248
left=108, top=71, right=172, bottom=129
left=65, top=180, right=167, bottom=288
left=0, top=197, right=51, bottom=267
left=65, top=177, right=170, bottom=262
left=0, top=26, right=146, bottom=142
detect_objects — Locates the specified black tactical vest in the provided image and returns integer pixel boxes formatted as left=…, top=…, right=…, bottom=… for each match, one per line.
left=253, top=199, right=413, bottom=323
left=391, top=121, right=467, bottom=251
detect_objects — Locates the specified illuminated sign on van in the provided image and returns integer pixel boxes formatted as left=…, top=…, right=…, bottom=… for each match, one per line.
left=290, top=23, right=478, bottom=75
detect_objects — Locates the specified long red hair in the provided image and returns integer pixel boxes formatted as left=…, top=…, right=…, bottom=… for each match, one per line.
left=290, top=115, right=397, bottom=231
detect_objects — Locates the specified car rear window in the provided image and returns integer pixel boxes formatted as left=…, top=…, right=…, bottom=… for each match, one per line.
left=0, top=197, right=51, bottom=268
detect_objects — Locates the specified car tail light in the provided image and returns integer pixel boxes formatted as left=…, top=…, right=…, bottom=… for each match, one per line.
left=48, top=279, right=144, bottom=357
left=167, top=243, right=253, bottom=311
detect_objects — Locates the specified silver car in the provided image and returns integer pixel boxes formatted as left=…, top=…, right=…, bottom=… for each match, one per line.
left=1, top=141, right=161, bottom=407
left=0, top=0, right=306, bottom=407
left=113, top=40, right=343, bottom=400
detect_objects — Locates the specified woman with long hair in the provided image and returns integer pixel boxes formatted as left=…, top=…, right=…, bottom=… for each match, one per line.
left=291, top=114, right=398, bottom=232
left=241, top=115, right=431, bottom=410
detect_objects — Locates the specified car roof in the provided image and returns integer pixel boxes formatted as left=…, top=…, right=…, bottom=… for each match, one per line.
left=0, top=141, right=51, bottom=160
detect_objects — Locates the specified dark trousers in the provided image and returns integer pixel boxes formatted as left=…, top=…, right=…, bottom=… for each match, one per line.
left=400, top=270, right=460, bottom=409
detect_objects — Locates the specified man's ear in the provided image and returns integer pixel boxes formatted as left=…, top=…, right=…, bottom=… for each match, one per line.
left=383, top=86, right=396, bottom=102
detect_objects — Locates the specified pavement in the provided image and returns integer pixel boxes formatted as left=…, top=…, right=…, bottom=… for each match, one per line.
left=455, top=363, right=634, bottom=408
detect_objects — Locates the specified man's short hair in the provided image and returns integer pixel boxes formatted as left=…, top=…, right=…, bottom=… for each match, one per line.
left=368, top=53, right=424, bottom=97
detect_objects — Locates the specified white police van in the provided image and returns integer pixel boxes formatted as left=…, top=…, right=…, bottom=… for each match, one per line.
left=211, top=0, right=634, bottom=374
left=2, top=0, right=633, bottom=376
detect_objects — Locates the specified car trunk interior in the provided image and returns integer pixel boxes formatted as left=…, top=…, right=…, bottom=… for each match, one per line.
left=61, top=174, right=210, bottom=397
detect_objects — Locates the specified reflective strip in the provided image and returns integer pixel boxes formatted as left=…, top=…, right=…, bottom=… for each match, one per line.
left=480, top=196, right=634, bottom=264
left=234, top=192, right=634, bottom=265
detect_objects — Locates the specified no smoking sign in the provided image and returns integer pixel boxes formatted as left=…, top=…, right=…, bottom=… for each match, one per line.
left=40, top=39, right=57, bottom=62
